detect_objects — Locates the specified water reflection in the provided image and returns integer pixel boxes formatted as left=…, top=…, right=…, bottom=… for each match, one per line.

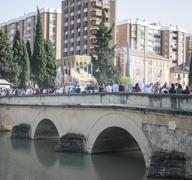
left=92, top=152, right=146, bottom=180
left=33, top=139, right=58, bottom=167
left=0, top=132, right=181, bottom=180
left=58, top=152, right=86, bottom=168
left=11, top=139, right=31, bottom=153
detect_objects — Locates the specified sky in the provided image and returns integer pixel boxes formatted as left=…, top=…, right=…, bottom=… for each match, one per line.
left=0, top=0, right=192, bottom=32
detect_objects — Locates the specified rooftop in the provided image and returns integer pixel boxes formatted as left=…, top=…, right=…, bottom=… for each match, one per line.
left=0, top=8, right=61, bottom=27
left=117, top=18, right=186, bottom=33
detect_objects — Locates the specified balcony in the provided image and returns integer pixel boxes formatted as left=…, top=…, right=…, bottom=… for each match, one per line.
left=91, top=1, right=101, bottom=8
left=92, top=19, right=100, bottom=26
left=91, top=1, right=110, bottom=9
left=91, top=10, right=110, bottom=18
left=92, top=10, right=102, bottom=17
left=91, top=29, right=97, bottom=35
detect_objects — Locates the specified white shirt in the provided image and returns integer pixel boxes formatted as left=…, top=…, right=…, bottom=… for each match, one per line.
left=106, top=85, right=112, bottom=93
left=112, top=83, right=119, bottom=92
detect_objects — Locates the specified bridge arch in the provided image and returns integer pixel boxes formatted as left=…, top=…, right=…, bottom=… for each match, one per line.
left=34, top=119, right=59, bottom=139
left=87, top=113, right=152, bottom=168
left=31, top=113, right=63, bottom=139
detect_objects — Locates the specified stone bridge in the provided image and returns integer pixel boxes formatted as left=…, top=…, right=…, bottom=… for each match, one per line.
left=0, top=93, right=192, bottom=178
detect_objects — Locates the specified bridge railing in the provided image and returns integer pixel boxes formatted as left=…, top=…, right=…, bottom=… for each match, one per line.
left=0, top=93, right=192, bottom=112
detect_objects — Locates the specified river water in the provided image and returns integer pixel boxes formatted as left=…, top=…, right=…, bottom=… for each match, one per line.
left=0, top=132, right=177, bottom=180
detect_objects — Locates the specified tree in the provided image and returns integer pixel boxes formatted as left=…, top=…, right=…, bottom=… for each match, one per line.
left=20, top=43, right=31, bottom=88
left=92, top=10, right=115, bottom=84
left=189, top=55, right=192, bottom=86
left=12, top=30, right=22, bottom=87
left=44, top=40, right=57, bottom=87
left=26, top=40, right=32, bottom=66
left=32, top=7, right=46, bottom=88
left=0, top=28, right=13, bottom=82
left=114, top=53, right=122, bottom=82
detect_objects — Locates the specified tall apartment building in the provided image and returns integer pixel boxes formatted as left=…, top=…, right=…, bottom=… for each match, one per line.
left=161, top=26, right=186, bottom=66
left=116, top=19, right=161, bottom=55
left=116, top=19, right=186, bottom=67
left=0, top=8, right=61, bottom=59
left=186, top=34, right=192, bottom=62
left=61, top=0, right=116, bottom=58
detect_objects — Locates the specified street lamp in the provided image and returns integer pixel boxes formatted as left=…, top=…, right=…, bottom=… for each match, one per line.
left=143, top=24, right=147, bottom=87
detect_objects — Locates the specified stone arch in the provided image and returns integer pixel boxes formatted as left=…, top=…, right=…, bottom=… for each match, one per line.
left=31, top=112, right=63, bottom=139
left=34, top=119, right=59, bottom=139
left=86, top=113, right=152, bottom=168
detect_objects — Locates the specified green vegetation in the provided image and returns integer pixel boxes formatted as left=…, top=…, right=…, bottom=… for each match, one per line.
left=44, top=40, right=57, bottom=87
left=32, top=7, right=47, bottom=88
left=12, top=30, right=22, bottom=87
left=92, top=10, right=115, bottom=84
left=20, top=43, right=31, bottom=88
left=0, top=28, right=13, bottom=82
left=0, top=8, right=57, bottom=88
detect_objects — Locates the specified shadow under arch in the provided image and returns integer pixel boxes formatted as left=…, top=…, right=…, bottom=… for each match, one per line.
left=87, top=113, right=152, bottom=168
left=92, top=127, right=141, bottom=153
left=34, top=119, right=59, bottom=139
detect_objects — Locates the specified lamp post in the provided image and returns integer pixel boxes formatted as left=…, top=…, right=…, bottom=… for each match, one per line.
left=143, top=25, right=147, bottom=87
left=126, top=42, right=130, bottom=77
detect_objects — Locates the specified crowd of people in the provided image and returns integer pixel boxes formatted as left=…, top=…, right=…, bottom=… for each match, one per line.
left=0, top=82, right=192, bottom=97
left=99, top=82, right=192, bottom=94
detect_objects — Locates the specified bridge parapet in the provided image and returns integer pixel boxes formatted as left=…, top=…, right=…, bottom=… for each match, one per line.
left=0, top=93, right=191, bottom=111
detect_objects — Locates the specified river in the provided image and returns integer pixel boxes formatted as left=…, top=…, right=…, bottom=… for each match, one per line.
left=0, top=132, right=177, bottom=180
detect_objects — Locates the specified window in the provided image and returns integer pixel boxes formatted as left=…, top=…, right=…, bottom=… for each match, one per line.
left=70, top=16, right=74, bottom=21
left=77, top=5, right=81, bottom=10
left=70, top=24, right=74, bottom=30
left=83, top=12, right=88, bottom=17
left=77, top=23, right=81, bottom=28
left=77, top=14, right=81, bottom=19
left=84, top=2, right=88, bottom=8
left=83, top=21, right=88, bottom=27
left=76, top=50, right=81, bottom=55
left=63, top=0, right=67, bottom=6
left=83, top=30, right=88, bottom=35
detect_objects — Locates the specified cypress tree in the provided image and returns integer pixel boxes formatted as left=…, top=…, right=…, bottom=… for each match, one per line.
left=0, top=29, right=13, bottom=82
left=12, top=30, right=22, bottom=87
left=92, top=10, right=115, bottom=84
left=189, top=55, right=192, bottom=86
left=20, top=43, right=31, bottom=88
left=26, top=40, right=32, bottom=65
left=44, top=40, right=57, bottom=87
left=32, top=7, right=46, bottom=88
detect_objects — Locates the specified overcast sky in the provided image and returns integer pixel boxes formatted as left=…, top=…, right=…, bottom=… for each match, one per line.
left=0, top=0, right=192, bottom=32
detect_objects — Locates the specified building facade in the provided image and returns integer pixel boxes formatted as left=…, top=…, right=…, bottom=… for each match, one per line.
left=0, top=8, right=61, bottom=59
left=61, top=0, right=116, bottom=58
left=186, top=34, right=192, bottom=63
left=116, top=19, right=186, bottom=67
left=170, top=62, right=190, bottom=87
left=117, top=48, right=170, bottom=85
left=161, top=26, right=186, bottom=66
